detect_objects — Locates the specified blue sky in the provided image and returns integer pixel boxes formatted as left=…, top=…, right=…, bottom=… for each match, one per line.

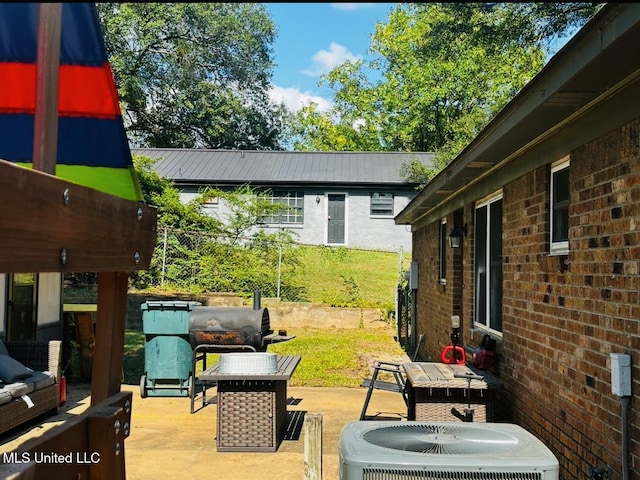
left=264, top=2, right=396, bottom=113
left=263, top=3, right=580, bottom=115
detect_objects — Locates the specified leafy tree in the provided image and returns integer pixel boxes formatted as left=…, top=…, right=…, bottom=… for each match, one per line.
left=131, top=155, right=302, bottom=294
left=292, top=3, right=603, bottom=182
left=133, top=155, right=221, bottom=231
left=97, top=3, right=288, bottom=149
left=197, top=184, right=299, bottom=246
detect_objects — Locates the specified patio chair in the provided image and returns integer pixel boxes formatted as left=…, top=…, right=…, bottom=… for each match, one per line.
left=359, top=333, right=425, bottom=420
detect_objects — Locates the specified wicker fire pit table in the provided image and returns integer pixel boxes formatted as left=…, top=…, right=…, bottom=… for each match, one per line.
left=200, top=354, right=301, bottom=452
left=402, top=362, right=502, bottom=422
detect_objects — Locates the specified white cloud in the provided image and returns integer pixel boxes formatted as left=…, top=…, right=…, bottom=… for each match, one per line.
left=330, top=3, right=375, bottom=11
left=301, top=42, right=362, bottom=77
left=269, top=85, right=332, bottom=113
left=352, top=118, right=366, bottom=131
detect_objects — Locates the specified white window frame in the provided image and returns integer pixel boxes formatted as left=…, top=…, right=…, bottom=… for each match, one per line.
left=203, top=196, right=219, bottom=210
left=550, top=156, right=570, bottom=255
left=474, top=190, right=503, bottom=335
left=265, top=191, right=304, bottom=225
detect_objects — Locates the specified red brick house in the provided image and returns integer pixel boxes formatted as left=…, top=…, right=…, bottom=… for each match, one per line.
left=395, top=4, right=639, bottom=479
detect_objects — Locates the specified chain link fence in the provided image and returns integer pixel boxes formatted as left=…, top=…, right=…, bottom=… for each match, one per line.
left=127, top=226, right=409, bottom=308
left=64, top=226, right=411, bottom=320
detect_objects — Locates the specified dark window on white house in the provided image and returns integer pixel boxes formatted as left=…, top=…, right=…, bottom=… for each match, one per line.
left=264, top=191, right=304, bottom=224
left=474, top=192, right=503, bottom=334
left=370, top=192, right=394, bottom=216
left=550, top=158, right=570, bottom=254
left=439, top=219, right=447, bottom=284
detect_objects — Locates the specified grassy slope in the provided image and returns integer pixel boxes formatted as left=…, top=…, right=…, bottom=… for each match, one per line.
left=291, top=246, right=410, bottom=309
left=119, top=246, right=411, bottom=387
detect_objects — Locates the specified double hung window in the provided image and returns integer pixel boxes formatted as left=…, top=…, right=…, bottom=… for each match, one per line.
left=550, top=158, right=570, bottom=255
left=264, top=191, right=304, bottom=224
left=474, top=192, right=503, bottom=333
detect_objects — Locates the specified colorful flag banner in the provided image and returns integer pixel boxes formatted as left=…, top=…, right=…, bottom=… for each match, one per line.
left=0, top=3, right=143, bottom=201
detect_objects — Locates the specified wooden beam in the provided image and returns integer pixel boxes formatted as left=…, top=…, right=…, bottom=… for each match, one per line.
left=0, top=392, right=132, bottom=480
left=88, top=406, right=127, bottom=479
left=303, top=414, right=323, bottom=480
left=0, top=160, right=157, bottom=273
left=91, top=272, right=129, bottom=403
left=1, top=463, right=35, bottom=480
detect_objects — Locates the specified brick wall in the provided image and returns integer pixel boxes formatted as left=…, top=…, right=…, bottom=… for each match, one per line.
left=500, top=121, right=640, bottom=478
left=413, top=223, right=445, bottom=360
left=411, top=117, right=640, bottom=479
left=412, top=213, right=469, bottom=362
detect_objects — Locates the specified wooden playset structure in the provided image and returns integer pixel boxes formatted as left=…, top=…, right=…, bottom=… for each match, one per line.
left=0, top=4, right=157, bottom=478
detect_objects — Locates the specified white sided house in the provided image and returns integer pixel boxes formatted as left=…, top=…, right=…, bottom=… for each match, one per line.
left=132, top=149, right=433, bottom=252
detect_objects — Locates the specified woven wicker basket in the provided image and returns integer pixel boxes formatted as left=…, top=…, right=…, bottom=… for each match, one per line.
left=412, top=387, right=495, bottom=422
left=216, top=379, right=287, bottom=452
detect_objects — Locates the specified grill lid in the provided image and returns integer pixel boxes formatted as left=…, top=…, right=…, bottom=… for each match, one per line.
left=188, top=306, right=271, bottom=349
left=189, top=306, right=270, bottom=332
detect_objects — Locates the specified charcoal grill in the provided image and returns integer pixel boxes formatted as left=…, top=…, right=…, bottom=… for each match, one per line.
left=188, top=306, right=292, bottom=352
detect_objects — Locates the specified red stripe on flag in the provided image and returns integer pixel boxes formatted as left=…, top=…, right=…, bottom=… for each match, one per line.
left=0, top=62, right=121, bottom=118
left=59, top=63, right=121, bottom=118
left=0, top=63, right=36, bottom=113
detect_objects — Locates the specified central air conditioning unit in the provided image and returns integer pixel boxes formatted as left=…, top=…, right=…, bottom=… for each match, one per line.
left=339, top=421, right=559, bottom=480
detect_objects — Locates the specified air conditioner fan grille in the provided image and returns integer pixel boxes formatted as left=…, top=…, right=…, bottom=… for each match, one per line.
left=362, top=424, right=521, bottom=455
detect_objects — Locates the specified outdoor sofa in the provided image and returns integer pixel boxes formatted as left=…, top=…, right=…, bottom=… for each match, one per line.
left=0, top=340, right=62, bottom=436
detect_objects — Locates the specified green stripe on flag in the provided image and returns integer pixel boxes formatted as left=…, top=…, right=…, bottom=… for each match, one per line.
left=16, top=163, right=144, bottom=202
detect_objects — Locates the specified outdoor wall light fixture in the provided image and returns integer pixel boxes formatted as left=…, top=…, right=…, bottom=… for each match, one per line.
left=449, top=224, right=467, bottom=249
left=315, top=196, right=321, bottom=204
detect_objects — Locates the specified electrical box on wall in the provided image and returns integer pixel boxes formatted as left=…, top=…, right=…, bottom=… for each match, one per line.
left=610, top=353, right=631, bottom=396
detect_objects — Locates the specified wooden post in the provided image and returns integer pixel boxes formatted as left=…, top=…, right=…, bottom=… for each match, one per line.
left=303, top=413, right=322, bottom=480
left=91, top=271, right=129, bottom=403
left=88, top=406, right=127, bottom=480
left=75, top=312, right=96, bottom=378
left=33, top=2, right=61, bottom=175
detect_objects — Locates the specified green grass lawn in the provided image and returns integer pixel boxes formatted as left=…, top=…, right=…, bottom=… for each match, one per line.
left=118, top=245, right=412, bottom=387
left=122, top=326, right=407, bottom=388
left=291, top=245, right=410, bottom=310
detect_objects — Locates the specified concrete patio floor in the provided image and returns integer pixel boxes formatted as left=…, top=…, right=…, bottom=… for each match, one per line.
left=0, top=381, right=408, bottom=480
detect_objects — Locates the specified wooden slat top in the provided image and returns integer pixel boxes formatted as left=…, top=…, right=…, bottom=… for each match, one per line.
left=200, top=355, right=301, bottom=381
left=403, top=362, right=503, bottom=390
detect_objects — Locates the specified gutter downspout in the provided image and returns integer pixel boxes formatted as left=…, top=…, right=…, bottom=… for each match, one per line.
left=621, top=395, right=630, bottom=480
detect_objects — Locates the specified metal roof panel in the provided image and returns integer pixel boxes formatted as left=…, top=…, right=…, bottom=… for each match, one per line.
left=131, top=149, right=434, bottom=187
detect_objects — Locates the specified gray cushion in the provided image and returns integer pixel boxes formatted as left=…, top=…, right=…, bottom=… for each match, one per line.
left=0, top=355, right=33, bottom=383
left=24, top=371, right=55, bottom=390
left=0, top=388, right=12, bottom=406
left=5, top=381, right=34, bottom=398
left=0, top=340, right=8, bottom=356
